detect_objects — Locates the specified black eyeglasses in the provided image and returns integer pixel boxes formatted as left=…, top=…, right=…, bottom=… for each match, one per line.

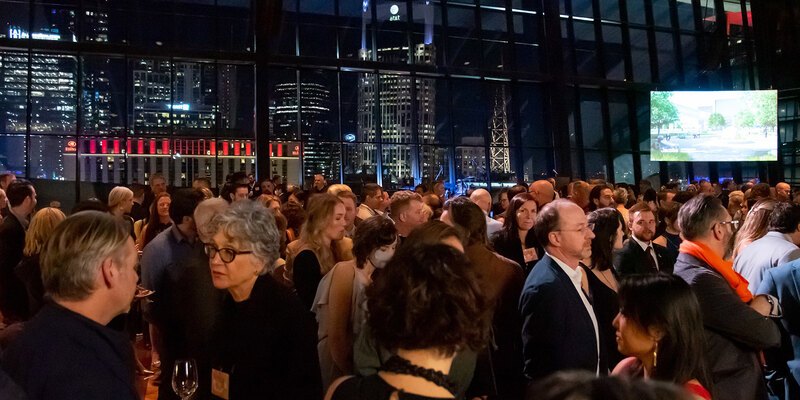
left=204, top=243, right=253, bottom=263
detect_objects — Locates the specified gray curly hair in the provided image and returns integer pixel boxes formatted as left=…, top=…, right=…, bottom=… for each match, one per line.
left=208, top=200, right=280, bottom=274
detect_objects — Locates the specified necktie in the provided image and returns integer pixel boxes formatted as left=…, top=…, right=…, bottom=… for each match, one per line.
left=646, top=245, right=658, bottom=272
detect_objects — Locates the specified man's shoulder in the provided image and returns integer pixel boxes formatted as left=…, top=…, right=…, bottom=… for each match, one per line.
left=523, top=257, right=562, bottom=289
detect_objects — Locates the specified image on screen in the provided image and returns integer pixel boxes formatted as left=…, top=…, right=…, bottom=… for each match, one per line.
left=650, top=90, right=778, bottom=162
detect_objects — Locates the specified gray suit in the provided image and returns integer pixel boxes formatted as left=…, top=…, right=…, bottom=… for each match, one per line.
left=733, top=231, right=800, bottom=293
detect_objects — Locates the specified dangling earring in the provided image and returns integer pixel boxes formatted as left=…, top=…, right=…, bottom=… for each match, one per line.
left=652, top=340, right=658, bottom=369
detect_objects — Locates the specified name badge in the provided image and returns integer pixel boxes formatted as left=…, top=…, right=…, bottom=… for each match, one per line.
left=523, top=247, right=539, bottom=263
left=211, top=369, right=230, bottom=400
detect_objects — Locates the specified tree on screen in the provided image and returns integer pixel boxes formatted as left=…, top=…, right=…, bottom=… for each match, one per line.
left=708, top=112, right=726, bottom=130
left=651, top=92, right=679, bottom=136
left=754, top=92, right=777, bottom=135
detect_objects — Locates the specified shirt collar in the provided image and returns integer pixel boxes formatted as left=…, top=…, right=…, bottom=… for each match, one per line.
left=170, top=224, right=194, bottom=245
left=631, top=234, right=652, bottom=251
left=766, top=231, right=794, bottom=243
left=547, top=252, right=583, bottom=288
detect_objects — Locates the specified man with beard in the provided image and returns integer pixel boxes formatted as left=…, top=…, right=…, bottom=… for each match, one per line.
left=614, top=202, right=675, bottom=276
left=674, top=194, right=781, bottom=400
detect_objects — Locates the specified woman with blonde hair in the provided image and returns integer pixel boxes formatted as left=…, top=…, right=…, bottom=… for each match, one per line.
left=108, top=186, right=135, bottom=237
left=15, top=207, right=66, bottom=318
left=287, top=193, right=353, bottom=310
left=732, top=199, right=776, bottom=259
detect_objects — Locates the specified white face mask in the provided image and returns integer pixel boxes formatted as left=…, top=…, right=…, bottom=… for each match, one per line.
left=370, top=239, right=397, bottom=269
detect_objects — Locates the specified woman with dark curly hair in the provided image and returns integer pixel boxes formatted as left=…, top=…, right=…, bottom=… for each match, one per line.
left=326, top=244, right=491, bottom=400
left=313, top=215, right=398, bottom=390
left=611, top=274, right=711, bottom=400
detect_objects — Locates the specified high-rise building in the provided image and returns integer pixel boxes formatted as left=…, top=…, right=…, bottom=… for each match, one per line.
left=270, top=79, right=338, bottom=182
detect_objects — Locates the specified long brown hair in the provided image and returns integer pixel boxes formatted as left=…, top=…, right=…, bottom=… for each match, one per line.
left=142, top=192, right=172, bottom=248
left=292, top=193, right=348, bottom=275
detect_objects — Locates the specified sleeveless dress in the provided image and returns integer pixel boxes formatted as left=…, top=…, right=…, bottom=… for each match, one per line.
left=313, top=260, right=370, bottom=390
left=331, top=374, right=455, bottom=400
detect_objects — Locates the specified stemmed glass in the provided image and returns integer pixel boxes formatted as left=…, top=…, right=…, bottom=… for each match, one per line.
left=172, top=359, right=198, bottom=400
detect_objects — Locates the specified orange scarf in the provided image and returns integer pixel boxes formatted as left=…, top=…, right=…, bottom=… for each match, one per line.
left=680, top=240, right=752, bottom=303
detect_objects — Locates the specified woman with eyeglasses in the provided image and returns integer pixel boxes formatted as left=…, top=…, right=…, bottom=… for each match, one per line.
left=206, top=200, right=322, bottom=399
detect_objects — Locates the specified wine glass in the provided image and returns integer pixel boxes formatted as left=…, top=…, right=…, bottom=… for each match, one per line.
left=172, top=359, right=198, bottom=400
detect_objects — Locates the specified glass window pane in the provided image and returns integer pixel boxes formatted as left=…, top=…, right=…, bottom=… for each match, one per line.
left=666, top=161, right=686, bottom=183
left=681, top=35, right=699, bottom=87
left=32, top=3, right=76, bottom=43
left=0, top=51, right=29, bottom=135
left=299, top=10, right=337, bottom=59
left=218, top=64, right=255, bottom=138
left=455, top=146, right=487, bottom=190
left=172, top=62, right=217, bottom=137
left=641, top=154, right=661, bottom=182
left=584, top=150, right=608, bottom=181
left=131, top=58, right=172, bottom=136
left=677, top=0, right=695, bottom=31
left=381, top=143, right=416, bottom=190
left=343, top=143, right=377, bottom=187
left=523, top=147, right=549, bottom=183
left=652, top=0, right=672, bottom=29
left=451, top=79, right=486, bottom=145
left=269, top=69, right=299, bottom=141
left=490, top=146, right=517, bottom=186
left=339, top=0, right=372, bottom=60
left=0, top=135, right=26, bottom=175
left=599, top=0, right=620, bottom=21
left=411, top=2, right=443, bottom=66
left=300, top=70, right=339, bottom=142
left=626, top=0, right=646, bottom=25
left=613, top=153, right=634, bottom=183
left=30, top=134, right=75, bottom=180
left=573, top=21, right=599, bottom=77
left=1, top=1, right=29, bottom=37
left=630, top=28, right=651, bottom=82
left=655, top=32, right=678, bottom=85
left=580, top=89, right=605, bottom=149
left=81, top=56, right=126, bottom=136
left=518, top=84, right=548, bottom=147
left=78, top=137, right=124, bottom=184
left=419, top=144, right=450, bottom=186
left=693, top=162, right=710, bottom=182
left=341, top=71, right=377, bottom=143
left=602, top=24, right=625, bottom=80
left=378, top=73, right=415, bottom=144
left=447, top=6, right=480, bottom=67
left=217, top=138, right=257, bottom=188
left=303, top=142, right=341, bottom=185
left=31, top=53, right=77, bottom=136
left=608, top=91, right=631, bottom=150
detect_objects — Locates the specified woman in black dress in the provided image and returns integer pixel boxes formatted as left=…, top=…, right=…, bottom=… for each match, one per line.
left=325, top=244, right=491, bottom=400
left=490, top=193, right=543, bottom=273
left=581, top=208, right=626, bottom=369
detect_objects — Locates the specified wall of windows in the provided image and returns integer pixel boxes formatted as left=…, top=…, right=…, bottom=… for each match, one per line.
left=0, top=0, right=767, bottom=205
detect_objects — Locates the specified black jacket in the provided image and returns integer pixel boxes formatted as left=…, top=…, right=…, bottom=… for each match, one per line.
left=674, top=253, right=781, bottom=400
left=0, top=215, right=28, bottom=322
left=614, top=238, right=675, bottom=277
left=491, top=229, right=543, bottom=274
left=519, top=255, right=605, bottom=380
left=210, top=274, right=322, bottom=399
left=1, top=303, right=138, bottom=400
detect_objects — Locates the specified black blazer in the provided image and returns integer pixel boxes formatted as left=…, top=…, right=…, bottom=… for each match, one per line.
left=675, top=253, right=781, bottom=400
left=614, top=238, right=675, bottom=277
left=519, top=255, right=604, bottom=380
left=0, top=215, right=28, bottom=322
left=491, top=229, right=543, bottom=274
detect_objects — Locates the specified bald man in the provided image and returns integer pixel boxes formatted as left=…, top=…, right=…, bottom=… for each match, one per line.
left=776, top=182, right=791, bottom=202
left=469, top=188, right=503, bottom=237
left=570, top=181, right=591, bottom=212
left=529, top=180, right=556, bottom=208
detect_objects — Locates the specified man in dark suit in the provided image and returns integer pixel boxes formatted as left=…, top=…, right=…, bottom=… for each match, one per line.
left=615, top=201, right=675, bottom=276
left=0, top=181, right=37, bottom=323
left=519, top=199, right=603, bottom=380
left=757, top=261, right=800, bottom=399
left=2, top=211, right=139, bottom=400
left=675, top=194, right=781, bottom=400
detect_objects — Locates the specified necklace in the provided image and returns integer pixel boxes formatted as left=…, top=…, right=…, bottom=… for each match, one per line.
left=380, top=355, right=457, bottom=395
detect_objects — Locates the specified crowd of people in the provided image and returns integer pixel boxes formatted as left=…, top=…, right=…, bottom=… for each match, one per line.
left=0, top=170, right=799, bottom=400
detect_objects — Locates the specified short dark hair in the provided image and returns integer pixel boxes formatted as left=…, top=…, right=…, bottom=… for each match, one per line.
left=507, top=184, right=528, bottom=200
left=535, top=199, right=571, bottom=247
left=367, top=244, right=490, bottom=356
left=643, top=188, right=658, bottom=203
left=588, top=184, right=611, bottom=211
left=678, top=194, right=728, bottom=241
left=659, top=201, right=682, bottom=225
left=672, top=191, right=695, bottom=204
left=353, top=216, right=397, bottom=269
left=362, top=183, right=382, bottom=200
left=587, top=208, right=625, bottom=272
left=280, top=202, right=307, bottom=232
left=618, top=274, right=709, bottom=388
left=169, top=189, right=204, bottom=224
left=6, top=181, right=34, bottom=207
left=446, top=197, right=487, bottom=246
left=130, top=183, right=146, bottom=198
left=768, top=202, right=800, bottom=233
left=628, top=202, right=654, bottom=219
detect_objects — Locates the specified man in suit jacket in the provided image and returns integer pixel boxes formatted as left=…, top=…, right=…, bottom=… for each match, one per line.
left=519, top=199, right=604, bottom=380
left=674, top=194, right=781, bottom=400
left=734, top=202, right=800, bottom=293
left=757, top=261, right=800, bottom=399
left=615, top=202, right=675, bottom=276
left=0, top=181, right=37, bottom=323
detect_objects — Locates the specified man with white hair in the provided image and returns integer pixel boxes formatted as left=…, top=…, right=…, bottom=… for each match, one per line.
left=2, top=211, right=139, bottom=399
left=469, top=188, right=503, bottom=237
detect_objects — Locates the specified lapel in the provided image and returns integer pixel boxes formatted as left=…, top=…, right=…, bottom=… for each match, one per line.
left=546, top=257, right=592, bottom=320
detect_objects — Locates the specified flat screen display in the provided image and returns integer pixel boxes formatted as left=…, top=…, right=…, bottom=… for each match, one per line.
left=650, top=90, right=778, bottom=162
